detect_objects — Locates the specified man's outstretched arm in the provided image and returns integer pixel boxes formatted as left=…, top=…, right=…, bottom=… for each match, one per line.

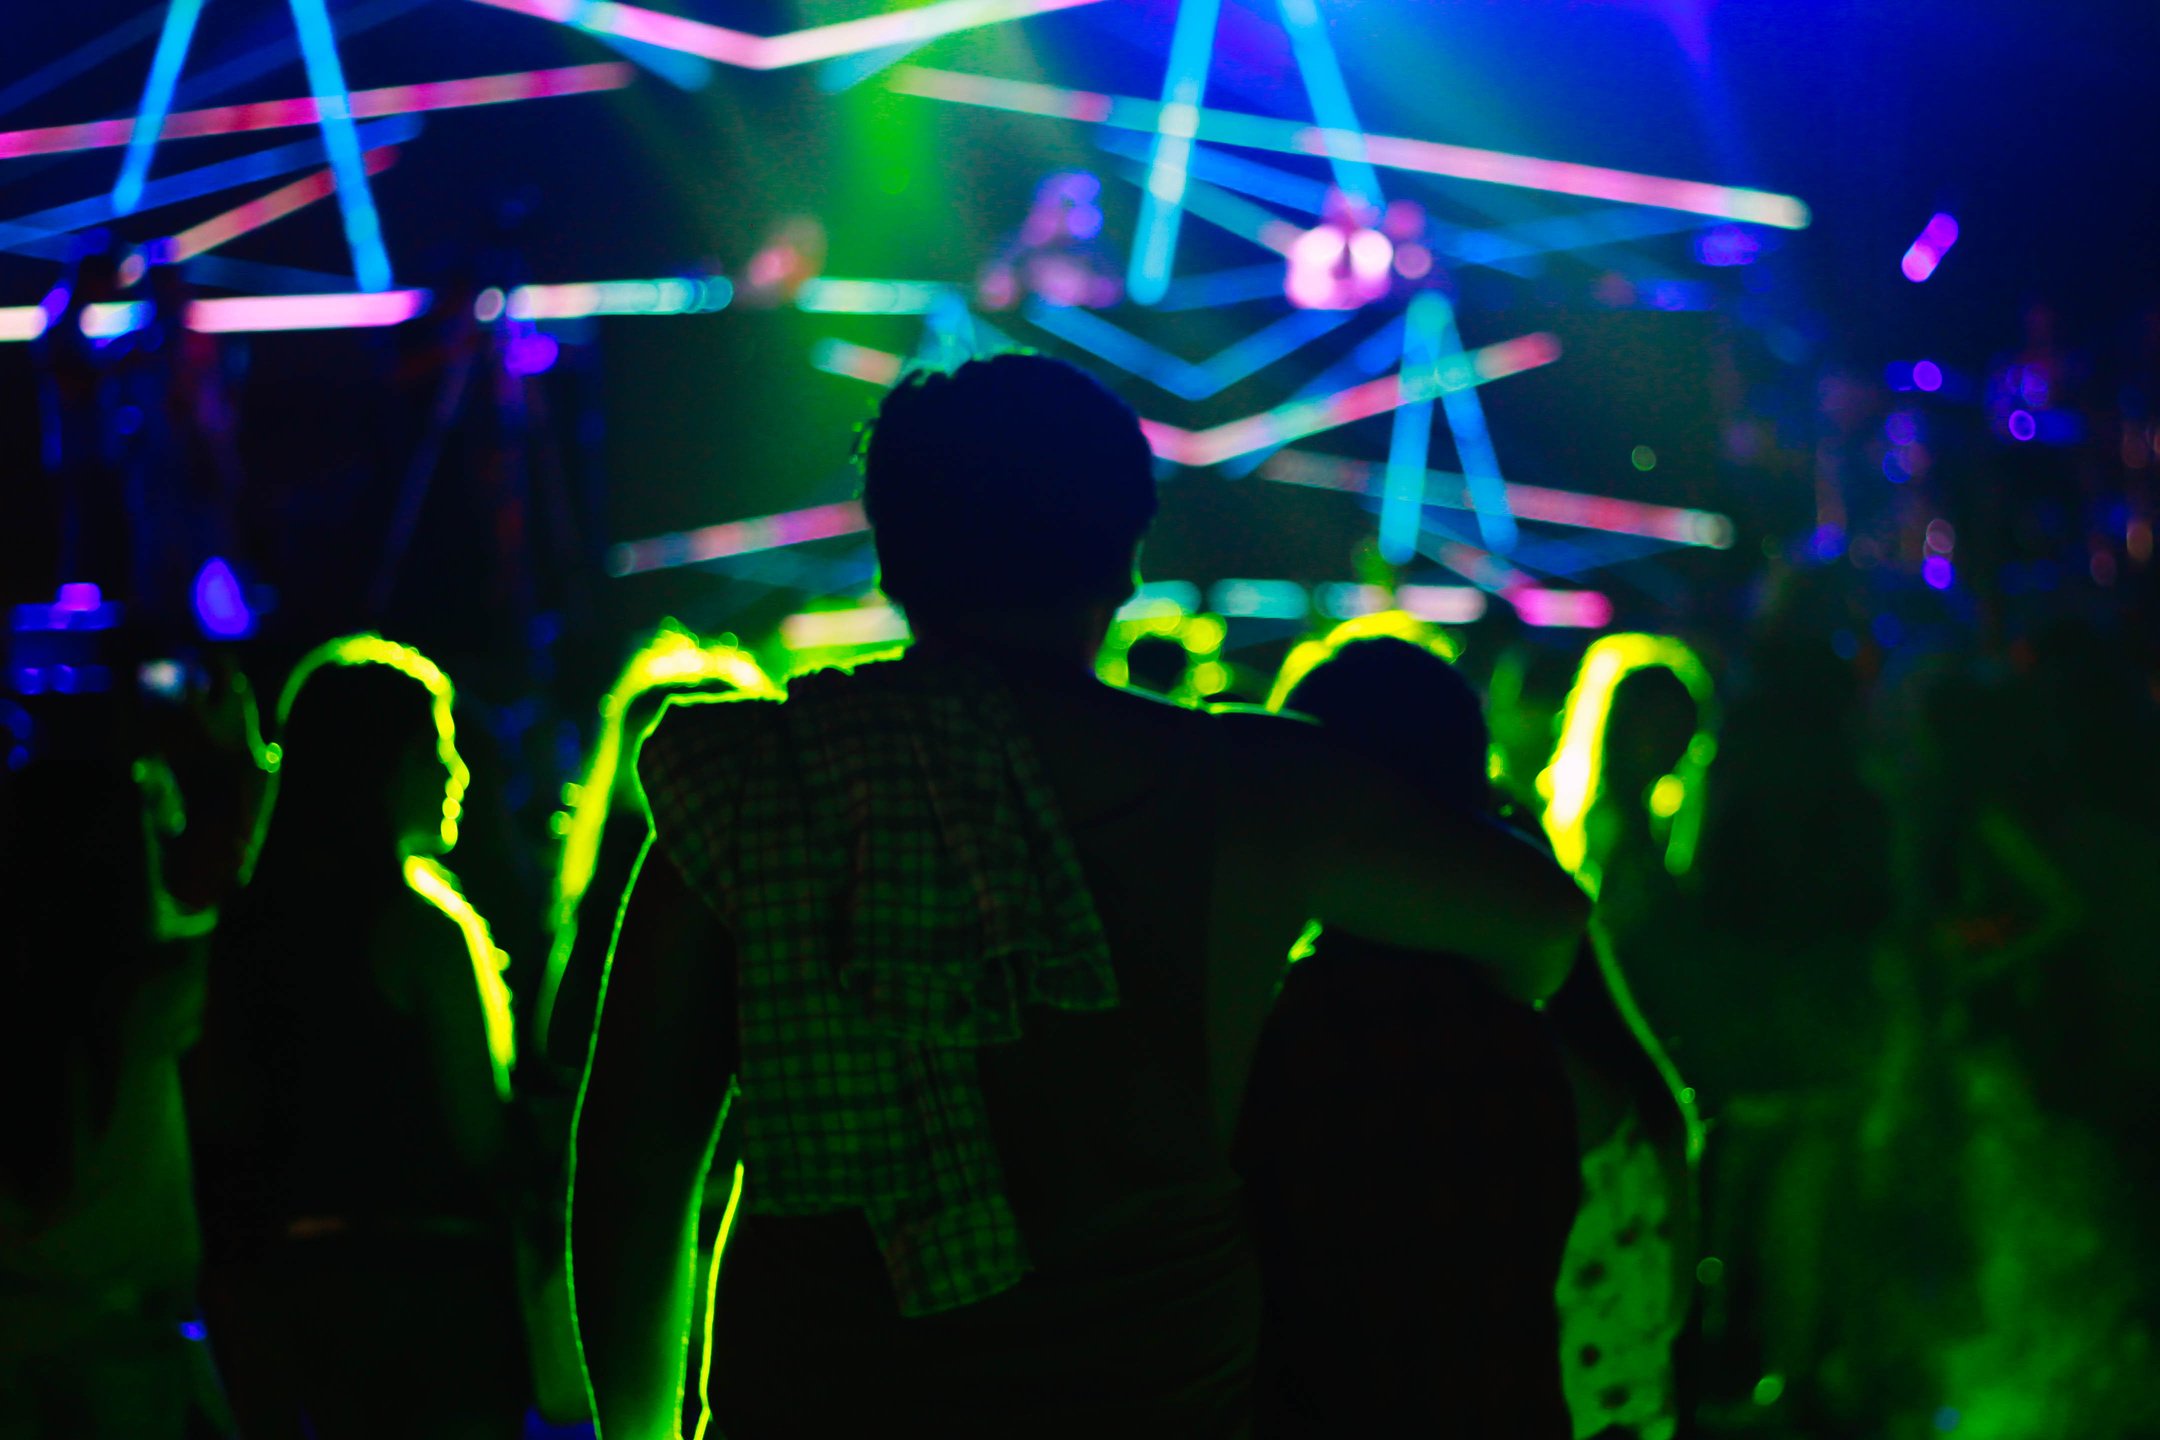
left=1235, top=715, right=1591, bottom=1002
left=569, top=837, right=737, bottom=1439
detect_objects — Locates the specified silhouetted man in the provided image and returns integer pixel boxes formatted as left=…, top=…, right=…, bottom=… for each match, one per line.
left=569, top=354, right=1587, bottom=1438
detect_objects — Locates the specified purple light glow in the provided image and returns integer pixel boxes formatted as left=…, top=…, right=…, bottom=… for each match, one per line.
left=14, top=583, right=120, bottom=634
left=192, top=557, right=254, bottom=638
left=1695, top=225, right=1762, bottom=266
left=1899, top=212, right=1959, bottom=283
left=503, top=330, right=560, bottom=375
left=1923, top=555, right=1954, bottom=589
left=2007, top=409, right=2037, bottom=442
left=1284, top=220, right=1394, bottom=310
left=1913, top=360, right=1943, bottom=392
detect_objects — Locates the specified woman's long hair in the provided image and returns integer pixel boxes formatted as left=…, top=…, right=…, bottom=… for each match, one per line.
left=245, top=638, right=459, bottom=891
left=226, top=638, right=461, bottom=967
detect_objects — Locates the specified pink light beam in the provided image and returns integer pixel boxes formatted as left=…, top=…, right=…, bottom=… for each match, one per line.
left=608, top=500, right=870, bottom=577
left=185, top=289, right=429, bottom=332
left=811, top=337, right=907, bottom=385
left=1419, top=536, right=1614, bottom=629
left=465, top=0, right=1104, bottom=72
left=805, top=333, right=1562, bottom=469
left=1258, top=449, right=1735, bottom=547
left=1143, top=332, right=1562, bottom=467
left=1, top=289, right=432, bottom=342
left=148, top=146, right=400, bottom=264
left=889, top=68, right=1812, bottom=229
left=0, top=64, right=632, bottom=162
left=1509, top=587, right=1614, bottom=628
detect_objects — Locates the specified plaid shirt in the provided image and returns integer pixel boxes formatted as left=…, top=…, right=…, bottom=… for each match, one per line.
left=637, top=655, right=1118, bottom=1316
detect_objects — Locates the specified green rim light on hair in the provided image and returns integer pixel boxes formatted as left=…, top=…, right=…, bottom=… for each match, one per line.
left=1537, top=633, right=1718, bottom=894
left=275, top=633, right=468, bottom=852
left=268, top=634, right=514, bottom=1097
left=1099, top=608, right=1237, bottom=705
left=404, top=854, right=517, bottom=1100
left=1266, top=609, right=1460, bottom=714
left=538, top=626, right=779, bottom=1043
left=551, top=626, right=779, bottom=926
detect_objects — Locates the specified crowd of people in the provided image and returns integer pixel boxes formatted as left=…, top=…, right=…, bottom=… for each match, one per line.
left=4, top=344, right=2156, bottom=1440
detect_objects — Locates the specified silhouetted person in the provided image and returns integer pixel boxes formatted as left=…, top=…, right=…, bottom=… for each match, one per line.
left=0, top=701, right=210, bottom=1437
left=1239, top=633, right=1581, bottom=1439
left=1123, top=632, right=1191, bottom=697
left=536, top=633, right=777, bottom=1429
left=189, top=638, right=528, bottom=1439
left=570, top=354, right=1588, bottom=1438
left=1536, top=649, right=1707, bottom=1440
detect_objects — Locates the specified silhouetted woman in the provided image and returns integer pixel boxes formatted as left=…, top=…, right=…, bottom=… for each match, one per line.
left=1536, top=639, right=1709, bottom=1440
left=189, top=636, right=528, bottom=1439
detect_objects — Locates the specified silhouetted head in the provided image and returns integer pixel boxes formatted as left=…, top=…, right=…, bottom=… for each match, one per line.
left=1123, top=633, right=1190, bottom=696
left=1603, top=664, right=1700, bottom=798
left=261, top=637, right=467, bottom=875
left=1285, top=636, right=1490, bottom=812
left=859, top=353, right=1156, bottom=655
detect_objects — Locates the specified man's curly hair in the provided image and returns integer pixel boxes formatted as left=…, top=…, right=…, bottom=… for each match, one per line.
left=857, top=352, right=1158, bottom=619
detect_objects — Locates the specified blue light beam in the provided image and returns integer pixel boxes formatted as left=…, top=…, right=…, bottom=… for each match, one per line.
left=1024, top=300, right=1350, bottom=401
left=112, top=0, right=210, bottom=216
left=2, top=114, right=424, bottom=259
left=915, top=288, right=981, bottom=366
left=1201, top=307, right=1353, bottom=392
left=817, top=38, right=935, bottom=93
left=287, top=0, right=394, bottom=291
left=175, top=0, right=432, bottom=107
left=1276, top=0, right=1383, bottom=211
left=1380, top=292, right=1443, bottom=563
left=1430, top=292, right=1518, bottom=553
left=1096, top=129, right=1329, bottom=214
left=1154, top=263, right=1288, bottom=311
left=1025, top=299, right=1214, bottom=397
left=0, top=7, right=165, bottom=121
left=1220, top=312, right=1403, bottom=477
left=1108, top=161, right=1288, bottom=253
left=598, top=30, right=715, bottom=90
left=1126, top=0, right=1223, bottom=306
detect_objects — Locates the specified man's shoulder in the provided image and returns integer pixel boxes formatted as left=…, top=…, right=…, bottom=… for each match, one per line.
left=1202, top=700, right=1318, bottom=732
left=636, top=691, right=785, bottom=809
left=1201, top=701, right=1329, bottom=766
left=1088, top=683, right=1320, bottom=730
left=643, top=689, right=784, bottom=748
